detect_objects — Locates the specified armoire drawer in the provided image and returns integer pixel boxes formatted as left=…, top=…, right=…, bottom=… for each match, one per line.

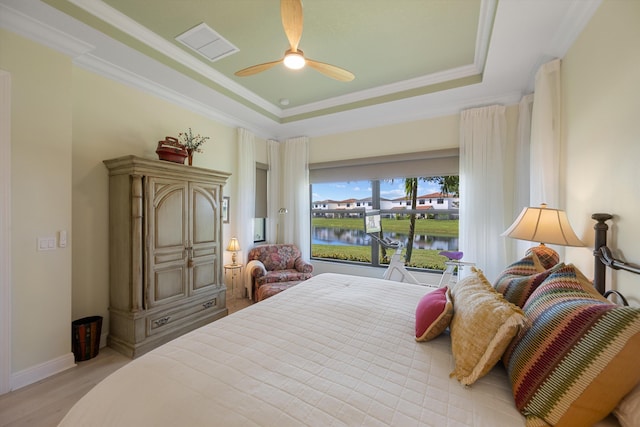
left=147, top=295, right=222, bottom=336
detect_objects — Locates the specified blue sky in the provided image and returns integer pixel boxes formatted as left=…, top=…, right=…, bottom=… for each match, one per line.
left=312, top=180, right=442, bottom=202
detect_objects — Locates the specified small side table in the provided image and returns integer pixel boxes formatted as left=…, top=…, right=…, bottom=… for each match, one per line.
left=224, top=263, right=243, bottom=298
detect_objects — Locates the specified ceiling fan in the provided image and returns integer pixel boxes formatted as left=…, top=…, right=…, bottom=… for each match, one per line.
left=234, top=0, right=355, bottom=82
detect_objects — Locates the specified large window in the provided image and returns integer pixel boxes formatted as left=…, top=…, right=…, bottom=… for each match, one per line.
left=311, top=176, right=459, bottom=271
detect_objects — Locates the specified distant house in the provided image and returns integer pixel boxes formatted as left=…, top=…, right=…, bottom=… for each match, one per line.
left=416, top=193, right=459, bottom=210
left=312, top=194, right=458, bottom=219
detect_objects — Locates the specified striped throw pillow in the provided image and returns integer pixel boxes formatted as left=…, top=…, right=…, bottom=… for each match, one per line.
left=495, top=262, right=565, bottom=308
left=494, top=251, right=562, bottom=308
left=503, top=264, right=640, bottom=426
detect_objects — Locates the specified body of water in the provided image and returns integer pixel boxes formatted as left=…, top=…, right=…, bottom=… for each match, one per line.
left=312, top=227, right=458, bottom=251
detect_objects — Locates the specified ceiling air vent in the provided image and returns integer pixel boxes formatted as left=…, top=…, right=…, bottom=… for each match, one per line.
left=175, top=23, right=238, bottom=62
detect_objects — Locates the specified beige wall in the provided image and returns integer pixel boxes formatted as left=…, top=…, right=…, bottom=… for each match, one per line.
left=0, top=30, right=73, bottom=372
left=70, top=67, right=239, bottom=329
left=310, top=114, right=460, bottom=163
left=562, top=0, right=640, bottom=305
left=1, top=28, right=264, bottom=379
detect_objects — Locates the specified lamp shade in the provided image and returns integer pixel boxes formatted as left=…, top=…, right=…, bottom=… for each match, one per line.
left=502, top=204, right=584, bottom=247
left=226, top=237, right=240, bottom=252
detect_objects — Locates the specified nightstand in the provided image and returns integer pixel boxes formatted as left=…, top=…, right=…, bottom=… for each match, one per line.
left=224, top=264, right=243, bottom=298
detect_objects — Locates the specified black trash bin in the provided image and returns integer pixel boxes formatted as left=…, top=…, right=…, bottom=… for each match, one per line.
left=72, top=316, right=102, bottom=362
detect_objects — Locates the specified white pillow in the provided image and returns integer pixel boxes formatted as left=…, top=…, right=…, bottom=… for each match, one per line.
left=615, top=383, right=640, bottom=427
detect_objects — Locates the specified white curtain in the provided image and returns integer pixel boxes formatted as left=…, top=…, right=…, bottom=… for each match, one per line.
left=236, top=128, right=255, bottom=264
left=530, top=59, right=561, bottom=209
left=282, top=136, right=311, bottom=260
left=266, top=140, right=281, bottom=244
left=460, top=105, right=508, bottom=282
left=513, top=94, right=534, bottom=259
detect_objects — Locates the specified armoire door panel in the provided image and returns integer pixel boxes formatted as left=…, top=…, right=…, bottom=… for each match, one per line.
left=147, top=177, right=189, bottom=307
left=189, top=183, right=220, bottom=293
left=192, top=259, right=216, bottom=291
left=153, top=265, right=187, bottom=302
left=154, top=249, right=185, bottom=264
left=154, top=188, right=187, bottom=248
left=191, top=184, right=218, bottom=245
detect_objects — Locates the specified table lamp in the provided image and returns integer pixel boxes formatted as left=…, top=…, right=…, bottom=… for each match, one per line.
left=226, top=237, right=240, bottom=265
left=502, top=203, right=584, bottom=258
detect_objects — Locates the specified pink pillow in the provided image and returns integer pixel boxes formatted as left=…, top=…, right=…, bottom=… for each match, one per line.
left=415, top=287, right=453, bottom=342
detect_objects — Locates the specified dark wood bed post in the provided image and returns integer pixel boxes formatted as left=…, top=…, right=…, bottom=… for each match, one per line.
left=592, top=213, right=612, bottom=295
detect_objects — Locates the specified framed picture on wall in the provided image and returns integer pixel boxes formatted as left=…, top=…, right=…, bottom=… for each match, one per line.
left=254, top=218, right=266, bottom=242
left=222, top=196, right=230, bottom=224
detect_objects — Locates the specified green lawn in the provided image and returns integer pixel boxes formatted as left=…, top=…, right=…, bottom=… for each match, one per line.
left=312, top=244, right=447, bottom=270
left=311, top=217, right=458, bottom=236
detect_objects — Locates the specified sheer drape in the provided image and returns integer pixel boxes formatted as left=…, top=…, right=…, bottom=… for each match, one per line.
left=236, top=128, right=255, bottom=264
left=282, top=136, right=311, bottom=260
left=460, top=105, right=508, bottom=282
left=530, top=59, right=561, bottom=209
left=513, top=94, right=534, bottom=258
left=267, top=140, right=280, bottom=244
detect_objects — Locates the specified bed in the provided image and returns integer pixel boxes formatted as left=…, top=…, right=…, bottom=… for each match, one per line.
left=59, top=215, right=639, bottom=427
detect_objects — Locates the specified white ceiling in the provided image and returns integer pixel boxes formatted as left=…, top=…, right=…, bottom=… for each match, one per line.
left=0, top=0, right=602, bottom=139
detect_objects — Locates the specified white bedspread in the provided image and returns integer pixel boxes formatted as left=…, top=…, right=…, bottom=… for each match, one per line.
left=60, top=273, right=529, bottom=426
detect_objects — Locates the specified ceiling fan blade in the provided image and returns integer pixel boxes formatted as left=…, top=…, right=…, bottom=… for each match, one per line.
left=281, top=0, right=303, bottom=51
left=306, top=59, right=355, bottom=82
left=234, top=59, right=283, bottom=77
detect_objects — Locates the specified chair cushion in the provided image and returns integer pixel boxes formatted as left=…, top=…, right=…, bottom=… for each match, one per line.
left=503, top=264, right=640, bottom=426
left=256, top=281, right=302, bottom=302
left=256, top=270, right=312, bottom=286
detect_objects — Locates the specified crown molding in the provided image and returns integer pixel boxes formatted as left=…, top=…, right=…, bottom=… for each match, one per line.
left=0, top=2, right=94, bottom=57
left=74, top=54, right=276, bottom=139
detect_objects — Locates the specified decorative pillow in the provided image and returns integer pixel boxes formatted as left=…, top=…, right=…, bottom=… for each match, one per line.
left=525, top=245, right=560, bottom=270
left=449, top=268, right=526, bottom=386
left=494, top=262, right=565, bottom=308
left=615, top=383, right=640, bottom=427
left=415, top=287, right=453, bottom=342
left=495, top=251, right=545, bottom=280
left=503, top=264, right=640, bottom=426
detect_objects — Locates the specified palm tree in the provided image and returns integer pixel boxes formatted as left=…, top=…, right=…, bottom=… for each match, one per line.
left=403, top=178, right=419, bottom=263
left=426, top=176, right=459, bottom=197
left=403, top=176, right=459, bottom=263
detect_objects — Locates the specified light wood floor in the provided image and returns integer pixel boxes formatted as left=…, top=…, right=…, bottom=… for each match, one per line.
left=0, top=297, right=252, bottom=427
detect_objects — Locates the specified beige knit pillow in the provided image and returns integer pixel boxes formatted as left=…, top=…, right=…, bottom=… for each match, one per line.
left=449, top=267, right=526, bottom=386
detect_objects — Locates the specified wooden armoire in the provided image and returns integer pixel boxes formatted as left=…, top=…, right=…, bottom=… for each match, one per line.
left=103, top=156, right=230, bottom=358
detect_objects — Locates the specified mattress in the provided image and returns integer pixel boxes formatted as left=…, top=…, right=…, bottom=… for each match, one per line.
left=58, top=273, right=588, bottom=426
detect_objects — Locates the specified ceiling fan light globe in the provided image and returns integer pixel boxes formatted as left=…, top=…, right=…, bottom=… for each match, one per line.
left=284, top=51, right=305, bottom=70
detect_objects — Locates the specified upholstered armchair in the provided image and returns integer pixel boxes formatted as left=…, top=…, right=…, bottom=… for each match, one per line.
left=246, top=244, right=313, bottom=301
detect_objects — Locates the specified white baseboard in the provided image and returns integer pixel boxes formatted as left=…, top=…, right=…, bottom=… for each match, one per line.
left=11, top=352, right=76, bottom=391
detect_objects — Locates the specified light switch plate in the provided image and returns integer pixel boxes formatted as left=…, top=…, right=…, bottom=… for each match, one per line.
left=37, top=236, right=56, bottom=251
